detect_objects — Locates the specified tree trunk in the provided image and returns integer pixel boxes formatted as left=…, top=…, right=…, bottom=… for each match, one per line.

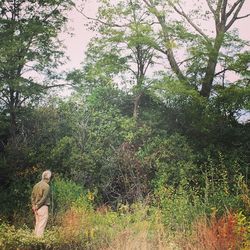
left=200, top=32, right=224, bottom=98
left=133, top=93, right=143, bottom=119
left=9, top=88, right=18, bottom=143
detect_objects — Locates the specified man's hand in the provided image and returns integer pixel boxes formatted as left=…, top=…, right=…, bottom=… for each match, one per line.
left=32, top=205, right=38, bottom=213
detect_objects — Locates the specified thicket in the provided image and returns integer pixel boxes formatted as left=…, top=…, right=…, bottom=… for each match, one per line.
left=1, top=0, right=250, bottom=249
left=0, top=85, right=249, bottom=248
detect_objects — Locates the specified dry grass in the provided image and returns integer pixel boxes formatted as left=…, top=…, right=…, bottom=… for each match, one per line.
left=54, top=204, right=181, bottom=250
left=178, top=212, right=249, bottom=250
left=57, top=207, right=91, bottom=245
left=44, top=205, right=250, bottom=250
left=98, top=208, right=180, bottom=250
left=101, top=222, right=178, bottom=250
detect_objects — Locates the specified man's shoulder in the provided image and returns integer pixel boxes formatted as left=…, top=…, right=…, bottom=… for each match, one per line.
left=33, top=180, right=49, bottom=189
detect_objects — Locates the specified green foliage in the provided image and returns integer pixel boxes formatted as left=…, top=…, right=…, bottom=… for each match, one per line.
left=0, top=169, right=37, bottom=225
left=52, top=178, right=92, bottom=213
left=152, top=151, right=247, bottom=231
left=0, top=0, right=73, bottom=146
left=154, top=185, right=205, bottom=231
left=1, top=1, right=250, bottom=245
left=139, top=133, right=195, bottom=187
left=0, top=223, right=61, bottom=250
left=201, top=154, right=244, bottom=214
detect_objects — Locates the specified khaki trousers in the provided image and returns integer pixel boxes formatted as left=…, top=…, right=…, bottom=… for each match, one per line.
left=34, top=205, right=48, bottom=237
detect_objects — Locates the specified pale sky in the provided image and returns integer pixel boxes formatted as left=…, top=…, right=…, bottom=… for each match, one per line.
left=60, top=0, right=98, bottom=71
left=61, top=0, right=250, bottom=72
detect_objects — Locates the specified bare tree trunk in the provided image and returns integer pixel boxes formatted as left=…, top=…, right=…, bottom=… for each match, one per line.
left=133, top=93, right=143, bottom=119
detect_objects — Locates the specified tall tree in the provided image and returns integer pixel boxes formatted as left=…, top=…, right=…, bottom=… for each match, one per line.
left=0, top=0, right=72, bottom=141
left=141, top=0, right=249, bottom=97
left=79, top=0, right=157, bottom=119
left=83, top=0, right=249, bottom=99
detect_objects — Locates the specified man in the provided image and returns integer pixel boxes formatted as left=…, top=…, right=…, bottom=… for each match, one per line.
left=31, top=170, right=52, bottom=237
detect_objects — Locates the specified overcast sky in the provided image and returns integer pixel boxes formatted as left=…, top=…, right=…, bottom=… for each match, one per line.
left=61, top=0, right=250, bottom=71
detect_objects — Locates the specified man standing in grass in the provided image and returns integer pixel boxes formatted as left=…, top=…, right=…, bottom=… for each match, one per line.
left=31, top=170, right=52, bottom=237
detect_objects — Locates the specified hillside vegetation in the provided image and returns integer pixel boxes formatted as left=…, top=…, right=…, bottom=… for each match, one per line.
left=0, top=0, right=250, bottom=249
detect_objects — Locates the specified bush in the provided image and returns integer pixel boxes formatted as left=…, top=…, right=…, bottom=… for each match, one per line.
left=153, top=183, right=206, bottom=231
left=52, top=177, right=92, bottom=215
left=0, top=222, right=61, bottom=250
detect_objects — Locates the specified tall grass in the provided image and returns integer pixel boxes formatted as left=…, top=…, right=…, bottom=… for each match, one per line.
left=1, top=203, right=249, bottom=249
left=178, top=212, right=250, bottom=250
left=1, top=175, right=249, bottom=249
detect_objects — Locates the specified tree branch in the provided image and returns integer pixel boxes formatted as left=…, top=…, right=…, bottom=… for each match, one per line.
left=0, top=89, right=11, bottom=103
left=142, top=0, right=187, bottom=82
left=236, top=13, right=250, bottom=20
left=42, top=83, right=71, bottom=89
left=127, top=66, right=137, bottom=77
left=177, top=56, right=196, bottom=66
left=226, top=0, right=245, bottom=30
left=18, top=96, right=30, bottom=106
left=143, top=54, right=153, bottom=75
left=226, top=0, right=243, bottom=18
left=205, top=0, right=216, bottom=15
left=172, top=3, right=211, bottom=44
left=142, top=0, right=151, bottom=8
left=75, top=6, right=127, bottom=28
left=0, top=96, right=9, bottom=105
left=221, top=0, right=228, bottom=25
left=215, top=68, right=228, bottom=76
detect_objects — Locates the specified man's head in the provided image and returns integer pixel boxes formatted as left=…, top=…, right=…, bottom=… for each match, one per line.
left=42, top=170, right=52, bottom=182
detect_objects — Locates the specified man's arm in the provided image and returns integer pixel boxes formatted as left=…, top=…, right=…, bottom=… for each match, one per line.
left=31, top=191, right=35, bottom=206
left=31, top=189, right=37, bottom=212
left=36, top=185, right=50, bottom=209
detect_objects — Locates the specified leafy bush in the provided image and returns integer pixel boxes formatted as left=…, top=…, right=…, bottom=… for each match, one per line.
left=153, top=184, right=206, bottom=231
left=0, top=222, right=61, bottom=250
left=139, top=133, right=195, bottom=188
left=52, top=178, right=92, bottom=215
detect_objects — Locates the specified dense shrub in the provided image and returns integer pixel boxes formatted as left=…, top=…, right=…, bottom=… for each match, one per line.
left=52, top=177, right=93, bottom=218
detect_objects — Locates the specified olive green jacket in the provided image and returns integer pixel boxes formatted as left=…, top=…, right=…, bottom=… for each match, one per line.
left=31, top=180, right=50, bottom=209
